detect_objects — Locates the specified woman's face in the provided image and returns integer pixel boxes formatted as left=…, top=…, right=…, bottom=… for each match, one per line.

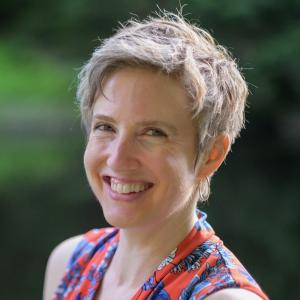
left=84, top=67, right=199, bottom=229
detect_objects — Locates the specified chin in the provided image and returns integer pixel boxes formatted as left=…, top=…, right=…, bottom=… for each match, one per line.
left=101, top=208, right=138, bottom=229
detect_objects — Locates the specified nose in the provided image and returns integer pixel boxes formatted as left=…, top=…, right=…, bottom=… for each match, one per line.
left=107, top=134, right=141, bottom=172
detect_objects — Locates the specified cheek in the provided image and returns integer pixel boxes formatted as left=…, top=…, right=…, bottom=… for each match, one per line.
left=83, top=141, right=99, bottom=174
left=83, top=141, right=91, bottom=164
left=83, top=143, right=104, bottom=194
left=164, top=152, right=196, bottom=189
left=153, top=152, right=184, bottom=189
left=163, top=149, right=190, bottom=173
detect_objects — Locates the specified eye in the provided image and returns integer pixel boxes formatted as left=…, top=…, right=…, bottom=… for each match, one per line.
left=94, top=123, right=115, bottom=132
left=145, top=128, right=167, bottom=137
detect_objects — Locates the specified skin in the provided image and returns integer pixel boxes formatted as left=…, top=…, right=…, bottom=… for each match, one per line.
left=43, top=66, right=261, bottom=299
left=84, top=66, right=229, bottom=299
left=84, top=67, right=200, bottom=230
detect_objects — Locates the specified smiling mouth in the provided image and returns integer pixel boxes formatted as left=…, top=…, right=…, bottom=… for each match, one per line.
left=103, top=176, right=153, bottom=194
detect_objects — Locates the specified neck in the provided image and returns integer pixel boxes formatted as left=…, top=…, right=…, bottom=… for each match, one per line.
left=109, top=205, right=198, bottom=288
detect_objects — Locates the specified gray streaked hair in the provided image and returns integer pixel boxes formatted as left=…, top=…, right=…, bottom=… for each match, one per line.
left=77, top=11, right=248, bottom=200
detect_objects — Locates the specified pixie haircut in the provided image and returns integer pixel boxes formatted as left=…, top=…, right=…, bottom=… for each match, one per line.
left=77, top=11, right=248, bottom=199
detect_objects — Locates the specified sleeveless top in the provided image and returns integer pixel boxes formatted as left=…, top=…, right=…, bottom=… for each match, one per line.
left=54, top=210, right=269, bottom=300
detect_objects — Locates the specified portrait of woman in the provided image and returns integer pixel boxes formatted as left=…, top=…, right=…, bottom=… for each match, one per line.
left=43, top=11, right=269, bottom=300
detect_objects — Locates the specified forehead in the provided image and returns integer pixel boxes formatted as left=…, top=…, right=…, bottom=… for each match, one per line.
left=93, top=67, right=193, bottom=122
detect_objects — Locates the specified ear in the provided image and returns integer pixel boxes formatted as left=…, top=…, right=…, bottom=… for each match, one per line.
left=197, top=134, right=230, bottom=178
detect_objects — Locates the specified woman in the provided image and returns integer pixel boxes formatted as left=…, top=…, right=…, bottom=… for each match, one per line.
left=43, top=11, right=269, bottom=300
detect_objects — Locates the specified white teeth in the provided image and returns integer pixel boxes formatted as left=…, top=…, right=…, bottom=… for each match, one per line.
left=110, top=179, right=149, bottom=194
left=134, top=184, right=140, bottom=192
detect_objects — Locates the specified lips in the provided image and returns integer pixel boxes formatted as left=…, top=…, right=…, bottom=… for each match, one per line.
left=103, top=176, right=153, bottom=196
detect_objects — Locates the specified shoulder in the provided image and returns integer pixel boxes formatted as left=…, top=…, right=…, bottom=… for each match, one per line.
left=43, top=235, right=83, bottom=300
left=43, top=228, right=117, bottom=300
left=180, top=239, right=268, bottom=299
left=205, top=288, right=264, bottom=300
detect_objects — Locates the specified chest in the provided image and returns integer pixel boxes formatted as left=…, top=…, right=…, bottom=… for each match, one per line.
left=95, top=287, right=136, bottom=300
left=94, top=280, right=138, bottom=300
left=93, top=268, right=139, bottom=300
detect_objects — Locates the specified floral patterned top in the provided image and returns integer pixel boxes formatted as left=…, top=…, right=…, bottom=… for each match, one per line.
left=54, top=210, right=269, bottom=299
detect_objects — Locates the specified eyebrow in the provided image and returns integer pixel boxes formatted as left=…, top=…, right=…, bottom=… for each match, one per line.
left=92, top=114, right=178, bottom=135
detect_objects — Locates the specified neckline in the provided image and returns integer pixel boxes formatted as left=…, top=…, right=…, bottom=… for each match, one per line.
left=92, top=209, right=215, bottom=299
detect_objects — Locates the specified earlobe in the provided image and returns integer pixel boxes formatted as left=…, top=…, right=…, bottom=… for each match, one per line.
left=197, top=134, right=230, bottom=178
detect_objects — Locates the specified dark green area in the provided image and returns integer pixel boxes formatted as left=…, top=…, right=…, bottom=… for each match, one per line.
left=1, top=1, right=299, bottom=299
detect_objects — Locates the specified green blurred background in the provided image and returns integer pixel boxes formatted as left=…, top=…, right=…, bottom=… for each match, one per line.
left=1, top=0, right=299, bottom=299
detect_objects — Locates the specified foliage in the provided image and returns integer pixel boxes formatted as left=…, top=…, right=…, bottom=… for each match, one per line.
left=1, top=1, right=299, bottom=299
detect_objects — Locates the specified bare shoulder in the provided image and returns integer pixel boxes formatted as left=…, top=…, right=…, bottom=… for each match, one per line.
left=205, top=288, right=263, bottom=300
left=43, top=235, right=83, bottom=300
